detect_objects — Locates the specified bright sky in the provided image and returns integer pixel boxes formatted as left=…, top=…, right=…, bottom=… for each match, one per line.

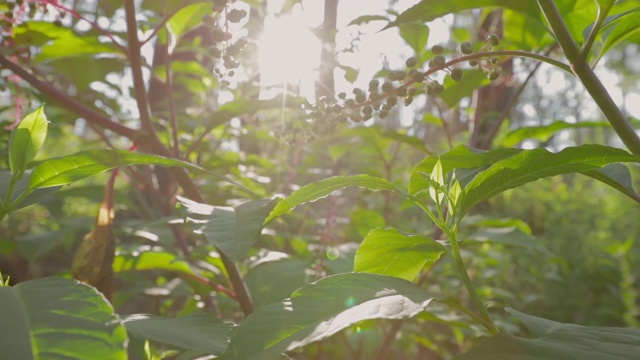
left=258, top=0, right=451, bottom=100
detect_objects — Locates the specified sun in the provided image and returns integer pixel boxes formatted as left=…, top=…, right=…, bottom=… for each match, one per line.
left=257, top=8, right=320, bottom=97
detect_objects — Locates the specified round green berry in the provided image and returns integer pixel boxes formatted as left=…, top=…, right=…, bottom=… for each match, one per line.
left=362, top=105, right=373, bottom=115
left=405, top=57, right=418, bottom=67
left=381, top=82, right=394, bottom=93
left=469, top=59, right=478, bottom=67
left=411, top=72, right=425, bottom=82
left=396, top=86, right=407, bottom=97
left=487, top=33, right=500, bottom=46
left=488, top=68, right=501, bottom=81
left=460, top=42, right=473, bottom=55
left=407, top=87, right=417, bottom=96
left=490, top=57, right=499, bottom=65
left=368, top=79, right=379, bottom=90
left=227, top=9, right=247, bottom=23
left=338, top=92, right=347, bottom=100
left=450, top=68, right=463, bottom=82
left=379, top=110, right=389, bottom=119
left=355, top=93, right=367, bottom=103
left=202, top=14, right=216, bottom=25
left=431, top=45, right=444, bottom=54
left=345, top=99, right=355, bottom=107
left=387, top=96, right=398, bottom=106
left=404, top=96, right=414, bottom=106
left=430, top=55, right=446, bottom=68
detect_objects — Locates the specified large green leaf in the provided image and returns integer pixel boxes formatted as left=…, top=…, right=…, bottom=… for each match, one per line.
left=456, top=308, right=640, bottom=359
left=113, top=251, right=195, bottom=276
left=167, top=3, right=212, bottom=39
left=9, top=106, right=48, bottom=181
left=501, top=121, right=610, bottom=147
left=384, top=0, right=541, bottom=30
left=265, top=175, right=399, bottom=223
left=354, top=228, right=445, bottom=282
left=245, top=256, right=310, bottom=308
left=596, top=7, right=640, bottom=60
left=399, top=22, right=429, bottom=58
left=460, top=145, right=640, bottom=214
left=26, top=149, right=202, bottom=192
left=181, top=197, right=277, bottom=261
left=0, top=277, right=127, bottom=359
left=223, top=273, right=433, bottom=360
left=12, top=21, right=123, bottom=62
left=0, top=171, right=61, bottom=210
left=123, top=313, right=234, bottom=356
left=409, top=146, right=521, bottom=195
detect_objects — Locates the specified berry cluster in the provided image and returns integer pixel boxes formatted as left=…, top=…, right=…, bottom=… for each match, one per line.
left=307, top=33, right=503, bottom=131
left=202, top=0, right=249, bottom=81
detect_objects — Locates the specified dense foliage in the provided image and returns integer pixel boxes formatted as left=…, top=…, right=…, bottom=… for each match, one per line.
left=0, top=0, right=639, bottom=359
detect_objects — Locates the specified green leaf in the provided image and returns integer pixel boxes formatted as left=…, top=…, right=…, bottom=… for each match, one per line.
left=465, top=227, right=546, bottom=252
left=354, top=228, right=445, bottom=281
left=167, top=3, right=212, bottom=40
left=245, top=257, right=310, bottom=308
left=9, top=106, right=48, bottom=180
left=460, top=145, right=640, bottom=215
left=502, top=121, right=610, bottom=147
left=348, top=15, right=388, bottom=26
left=596, top=7, right=640, bottom=59
left=27, top=150, right=202, bottom=192
left=399, top=22, right=429, bottom=57
left=123, top=313, right=234, bottom=356
left=13, top=21, right=123, bottom=62
left=456, top=308, right=640, bottom=360
left=409, top=146, right=521, bottom=195
left=223, top=273, right=433, bottom=360
left=113, top=251, right=195, bottom=276
left=429, top=159, right=445, bottom=203
left=181, top=198, right=277, bottom=261
left=583, top=163, right=640, bottom=203
left=384, top=0, right=541, bottom=30
left=265, top=175, right=398, bottom=223
left=0, top=171, right=60, bottom=209
left=0, top=277, right=127, bottom=359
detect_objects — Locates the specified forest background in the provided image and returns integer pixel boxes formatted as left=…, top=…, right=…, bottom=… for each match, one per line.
left=0, top=0, right=639, bottom=359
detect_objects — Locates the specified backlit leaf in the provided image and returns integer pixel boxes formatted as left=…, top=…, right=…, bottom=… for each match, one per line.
left=461, top=145, right=640, bottom=214
left=223, top=273, right=433, bottom=360
left=181, top=197, right=277, bottom=261
left=456, top=308, right=640, bottom=360
left=9, top=106, right=48, bottom=180
left=265, top=175, right=399, bottom=223
left=27, top=150, right=202, bottom=192
left=354, top=228, right=444, bottom=281
left=124, top=313, right=234, bottom=356
left=0, top=277, right=127, bottom=359
left=384, top=0, right=541, bottom=30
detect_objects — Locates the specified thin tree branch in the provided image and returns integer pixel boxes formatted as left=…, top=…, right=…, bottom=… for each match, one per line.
left=124, top=0, right=255, bottom=315
left=0, top=54, right=137, bottom=138
left=124, top=0, right=155, bottom=135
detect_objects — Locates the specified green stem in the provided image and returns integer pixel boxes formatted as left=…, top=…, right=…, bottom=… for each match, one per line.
left=579, top=0, right=615, bottom=64
left=445, top=226, right=500, bottom=335
left=445, top=50, right=572, bottom=74
left=537, top=0, right=640, bottom=155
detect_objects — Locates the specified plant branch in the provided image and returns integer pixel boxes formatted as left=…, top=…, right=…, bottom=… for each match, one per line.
left=124, top=0, right=155, bottom=135
left=123, top=0, right=255, bottom=316
left=0, top=55, right=137, bottom=138
left=579, top=1, right=615, bottom=64
left=537, top=0, right=640, bottom=155
left=444, top=227, right=499, bottom=335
